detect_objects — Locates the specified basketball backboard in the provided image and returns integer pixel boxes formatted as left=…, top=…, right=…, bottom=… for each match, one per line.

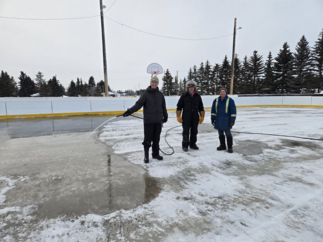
left=147, top=63, right=163, bottom=75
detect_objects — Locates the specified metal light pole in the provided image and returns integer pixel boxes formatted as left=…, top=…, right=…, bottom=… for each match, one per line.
left=229, top=18, right=237, bottom=95
left=99, top=0, right=108, bottom=97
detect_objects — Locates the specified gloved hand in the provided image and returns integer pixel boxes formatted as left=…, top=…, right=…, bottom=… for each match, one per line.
left=230, top=122, right=234, bottom=127
left=199, top=117, right=204, bottom=124
left=162, top=118, right=168, bottom=123
left=176, top=110, right=182, bottom=123
left=199, top=111, right=205, bottom=124
left=123, top=110, right=131, bottom=117
left=211, top=119, right=215, bottom=126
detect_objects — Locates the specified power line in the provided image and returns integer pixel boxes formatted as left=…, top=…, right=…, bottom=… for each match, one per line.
left=0, top=15, right=100, bottom=21
left=104, top=16, right=233, bottom=41
left=0, top=3, right=116, bottom=21
left=106, top=0, right=117, bottom=12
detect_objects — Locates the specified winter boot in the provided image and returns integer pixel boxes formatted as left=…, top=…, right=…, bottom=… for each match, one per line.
left=217, top=135, right=226, bottom=151
left=227, top=136, right=233, bottom=153
left=152, top=153, right=163, bottom=160
left=182, top=135, right=189, bottom=152
left=144, top=146, right=150, bottom=163
left=182, top=142, right=189, bottom=152
left=190, top=144, right=199, bottom=150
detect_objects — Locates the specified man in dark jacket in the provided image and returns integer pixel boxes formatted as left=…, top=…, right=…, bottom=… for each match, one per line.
left=122, top=76, right=168, bottom=163
left=176, top=80, right=204, bottom=151
left=211, top=87, right=237, bottom=153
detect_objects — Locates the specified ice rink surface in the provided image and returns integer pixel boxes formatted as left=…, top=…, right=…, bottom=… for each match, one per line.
left=1, top=107, right=323, bottom=241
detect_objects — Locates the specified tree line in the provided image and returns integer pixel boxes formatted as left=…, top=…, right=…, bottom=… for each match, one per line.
left=0, top=71, right=112, bottom=97
left=162, top=30, right=323, bottom=95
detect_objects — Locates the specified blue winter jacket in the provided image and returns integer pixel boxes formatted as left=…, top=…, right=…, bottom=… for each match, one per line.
left=211, top=95, right=237, bottom=130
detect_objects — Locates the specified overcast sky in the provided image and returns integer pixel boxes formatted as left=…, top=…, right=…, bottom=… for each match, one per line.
left=1, top=0, right=323, bottom=92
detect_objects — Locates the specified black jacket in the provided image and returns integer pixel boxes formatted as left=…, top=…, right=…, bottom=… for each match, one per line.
left=128, top=86, right=168, bottom=123
left=177, top=91, right=204, bottom=122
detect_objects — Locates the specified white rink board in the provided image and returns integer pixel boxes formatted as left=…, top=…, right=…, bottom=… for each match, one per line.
left=241, top=96, right=259, bottom=106
left=91, top=100, right=125, bottom=112
left=258, top=96, right=283, bottom=105
left=5, top=100, right=52, bottom=115
left=282, top=96, right=312, bottom=105
left=311, top=96, right=323, bottom=106
left=52, top=100, right=91, bottom=113
left=1, top=96, right=323, bottom=117
left=0, top=101, right=6, bottom=115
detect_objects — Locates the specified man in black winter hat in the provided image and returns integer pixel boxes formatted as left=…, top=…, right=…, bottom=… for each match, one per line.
left=122, top=76, right=168, bottom=163
left=176, top=80, right=204, bottom=151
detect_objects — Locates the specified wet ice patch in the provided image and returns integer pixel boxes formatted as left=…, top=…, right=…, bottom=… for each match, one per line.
left=0, top=176, right=27, bottom=205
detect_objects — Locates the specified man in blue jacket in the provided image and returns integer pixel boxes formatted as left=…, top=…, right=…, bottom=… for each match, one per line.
left=211, top=87, right=237, bottom=153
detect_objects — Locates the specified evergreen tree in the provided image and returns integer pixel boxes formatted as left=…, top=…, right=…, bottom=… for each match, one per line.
left=293, top=35, right=313, bottom=93
left=249, top=51, right=265, bottom=93
left=67, top=80, right=77, bottom=96
left=312, top=29, right=323, bottom=91
left=88, top=76, right=96, bottom=87
left=196, top=62, right=204, bottom=94
left=18, top=71, right=35, bottom=97
left=97, top=80, right=105, bottom=94
left=187, top=68, right=193, bottom=81
left=48, top=76, right=64, bottom=96
left=34, top=72, right=47, bottom=97
left=273, top=42, right=294, bottom=93
left=161, top=69, right=173, bottom=96
left=211, top=64, right=220, bottom=95
left=233, top=55, right=242, bottom=94
left=0, top=71, right=17, bottom=97
left=192, top=65, right=198, bottom=88
left=76, top=78, right=81, bottom=96
left=204, top=60, right=212, bottom=94
left=81, top=83, right=89, bottom=96
left=182, top=78, right=187, bottom=93
left=173, top=75, right=179, bottom=95
left=94, top=86, right=102, bottom=96
left=240, top=56, right=251, bottom=94
left=178, top=79, right=184, bottom=94
left=217, top=56, right=231, bottom=93
left=263, top=52, right=276, bottom=93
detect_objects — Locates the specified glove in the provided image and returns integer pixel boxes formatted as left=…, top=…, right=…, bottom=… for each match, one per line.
left=211, top=119, right=215, bottom=126
left=162, top=118, right=168, bottom=123
left=199, top=111, right=205, bottom=124
left=123, top=110, right=131, bottom=117
left=199, top=117, right=204, bottom=124
left=176, top=110, right=182, bottom=123
left=230, top=122, right=234, bottom=127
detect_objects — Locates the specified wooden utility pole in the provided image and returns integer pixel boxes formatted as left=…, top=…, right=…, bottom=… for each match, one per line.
left=230, top=18, right=237, bottom=95
left=100, top=0, right=109, bottom=97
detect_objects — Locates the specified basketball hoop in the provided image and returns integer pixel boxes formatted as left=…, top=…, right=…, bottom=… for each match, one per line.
left=147, top=63, right=163, bottom=75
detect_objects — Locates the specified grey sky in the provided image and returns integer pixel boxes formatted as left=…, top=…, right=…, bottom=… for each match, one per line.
left=1, top=0, right=323, bottom=92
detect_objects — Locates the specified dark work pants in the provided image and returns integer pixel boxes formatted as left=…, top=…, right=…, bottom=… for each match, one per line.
left=182, top=117, right=199, bottom=146
left=143, top=123, right=162, bottom=155
left=218, top=129, right=232, bottom=137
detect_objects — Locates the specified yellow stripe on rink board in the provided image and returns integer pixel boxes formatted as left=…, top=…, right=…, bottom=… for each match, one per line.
left=1, top=105, right=323, bottom=119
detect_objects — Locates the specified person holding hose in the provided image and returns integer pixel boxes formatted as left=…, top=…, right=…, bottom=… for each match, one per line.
left=122, top=76, right=168, bottom=163
left=211, top=87, right=237, bottom=153
left=176, top=80, right=204, bottom=151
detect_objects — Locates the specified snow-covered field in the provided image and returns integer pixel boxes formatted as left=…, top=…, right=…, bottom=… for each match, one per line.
left=1, top=108, right=323, bottom=241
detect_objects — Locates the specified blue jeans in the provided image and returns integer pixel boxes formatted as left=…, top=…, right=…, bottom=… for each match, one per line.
left=218, top=129, right=232, bottom=137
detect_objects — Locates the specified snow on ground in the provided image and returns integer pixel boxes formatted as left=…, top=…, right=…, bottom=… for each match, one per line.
left=98, top=108, right=323, bottom=241
left=1, top=107, right=323, bottom=241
